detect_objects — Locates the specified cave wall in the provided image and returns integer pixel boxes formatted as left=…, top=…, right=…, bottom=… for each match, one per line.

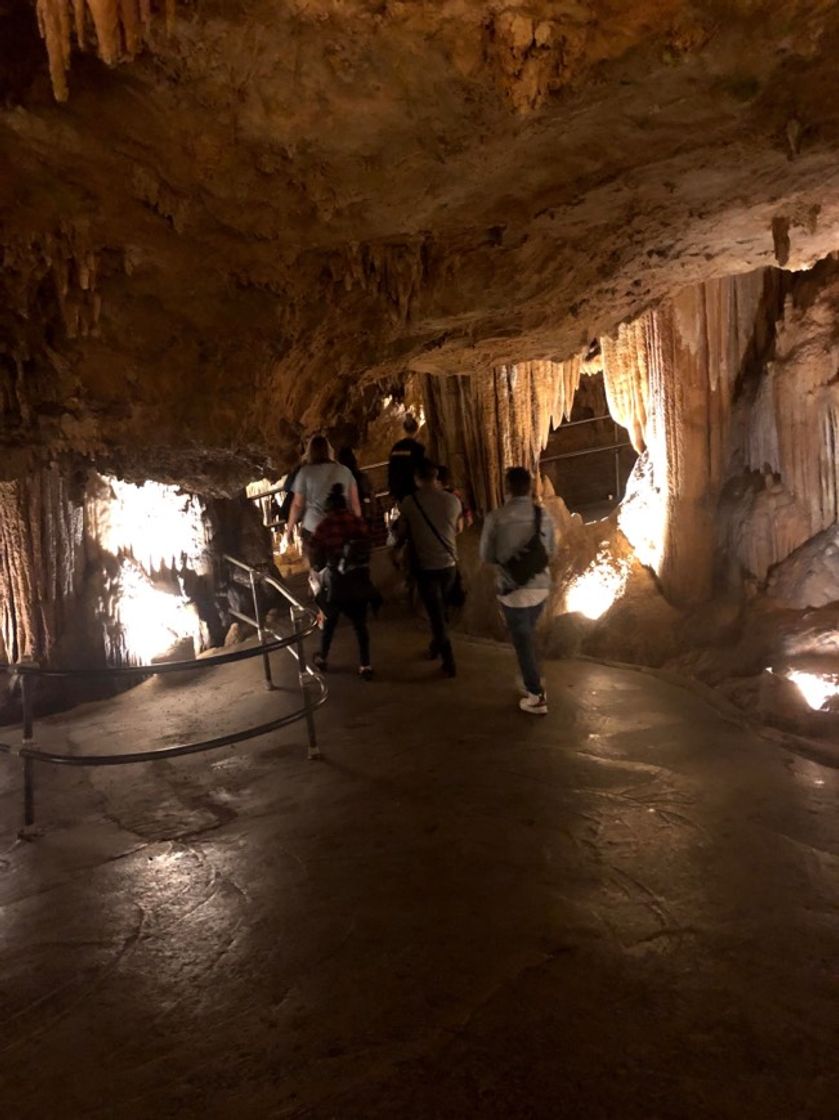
left=0, top=463, right=275, bottom=719
left=0, top=463, right=85, bottom=663
left=7, top=2, right=839, bottom=485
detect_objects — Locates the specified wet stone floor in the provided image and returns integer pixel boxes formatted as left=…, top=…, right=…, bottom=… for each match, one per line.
left=1, top=619, right=838, bottom=1118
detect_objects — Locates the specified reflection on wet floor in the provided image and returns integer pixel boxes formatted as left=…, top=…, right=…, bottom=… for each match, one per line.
left=1, top=621, right=838, bottom=1118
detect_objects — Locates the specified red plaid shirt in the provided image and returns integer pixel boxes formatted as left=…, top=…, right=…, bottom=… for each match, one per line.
left=310, top=510, right=369, bottom=568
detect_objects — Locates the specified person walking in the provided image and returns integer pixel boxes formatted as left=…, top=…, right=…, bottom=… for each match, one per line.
left=479, top=467, right=556, bottom=715
left=308, top=484, right=376, bottom=680
left=337, top=446, right=374, bottom=521
left=287, top=435, right=361, bottom=546
left=387, top=415, right=425, bottom=502
left=398, top=459, right=463, bottom=678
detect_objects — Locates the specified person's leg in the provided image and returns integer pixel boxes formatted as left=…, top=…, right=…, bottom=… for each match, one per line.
left=345, top=602, right=371, bottom=668
left=502, top=603, right=545, bottom=696
left=318, top=604, right=340, bottom=665
left=417, top=570, right=455, bottom=674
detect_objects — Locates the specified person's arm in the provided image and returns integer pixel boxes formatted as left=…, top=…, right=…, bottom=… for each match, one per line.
left=286, top=492, right=305, bottom=535
left=348, top=482, right=362, bottom=518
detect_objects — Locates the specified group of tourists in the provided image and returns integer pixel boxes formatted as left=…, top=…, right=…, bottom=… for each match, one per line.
left=283, top=416, right=557, bottom=716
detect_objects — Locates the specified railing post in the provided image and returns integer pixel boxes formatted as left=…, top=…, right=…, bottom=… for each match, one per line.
left=20, top=671, right=36, bottom=828
left=249, top=570, right=275, bottom=690
left=291, top=604, right=321, bottom=760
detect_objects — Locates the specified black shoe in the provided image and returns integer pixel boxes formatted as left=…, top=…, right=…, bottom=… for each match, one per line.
left=427, top=641, right=440, bottom=661
left=359, top=666, right=374, bottom=681
left=442, top=660, right=457, bottom=679
left=313, top=653, right=328, bottom=672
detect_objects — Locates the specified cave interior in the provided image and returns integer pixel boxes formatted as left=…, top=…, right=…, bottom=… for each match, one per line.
left=4, top=2, right=839, bottom=1115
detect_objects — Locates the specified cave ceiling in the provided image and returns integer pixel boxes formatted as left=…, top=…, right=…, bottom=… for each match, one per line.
left=3, top=0, right=839, bottom=486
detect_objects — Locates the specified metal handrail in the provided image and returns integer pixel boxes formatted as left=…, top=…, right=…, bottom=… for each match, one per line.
left=0, top=554, right=327, bottom=830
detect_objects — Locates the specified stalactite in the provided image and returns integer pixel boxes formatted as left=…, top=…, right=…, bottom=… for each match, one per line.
left=3, top=231, right=101, bottom=340
left=617, top=269, right=774, bottom=605
left=737, top=285, right=839, bottom=577
left=600, top=314, right=652, bottom=454
left=35, top=0, right=175, bottom=101
left=0, top=466, right=83, bottom=662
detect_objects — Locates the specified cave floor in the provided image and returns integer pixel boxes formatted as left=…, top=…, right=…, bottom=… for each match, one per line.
left=1, top=619, right=838, bottom=1119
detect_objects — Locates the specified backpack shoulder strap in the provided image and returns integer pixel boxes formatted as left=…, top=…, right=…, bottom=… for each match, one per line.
left=410, top=493, right=456, bottom=562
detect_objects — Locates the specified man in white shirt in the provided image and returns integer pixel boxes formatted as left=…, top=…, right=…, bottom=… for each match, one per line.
left=479, top=467, right=556, bottom=714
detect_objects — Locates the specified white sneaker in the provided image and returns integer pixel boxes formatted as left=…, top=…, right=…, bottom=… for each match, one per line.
left=519, top=692, right=548, bottom=715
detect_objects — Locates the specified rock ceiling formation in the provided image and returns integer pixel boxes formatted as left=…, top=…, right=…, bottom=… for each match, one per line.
left=4, top=0, right=839, bottom=484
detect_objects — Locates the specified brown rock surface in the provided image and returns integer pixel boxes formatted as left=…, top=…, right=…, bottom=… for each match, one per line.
left=4, top=1, right=839, bottom=481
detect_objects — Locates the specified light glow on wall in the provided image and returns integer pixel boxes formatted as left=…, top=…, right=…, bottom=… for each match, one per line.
left=93, top=478, right=208, bottom=575
left=89, top=476, right=210, bottom=665
left=786, top=669, right=839, bottom=712
left=115, top=561, right=198, bottom=665
left=565, top=551, right=630, bottom=620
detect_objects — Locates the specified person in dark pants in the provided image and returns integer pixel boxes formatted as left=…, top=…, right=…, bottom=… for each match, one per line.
left=387, top=415, right=426, bottom=502
left=398, top=459, right=463, bottom=678
left=308, top=484, right=375, bottom=681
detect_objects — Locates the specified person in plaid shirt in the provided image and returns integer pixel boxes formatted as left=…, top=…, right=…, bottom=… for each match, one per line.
left=309, top=484, right=376, bottom=680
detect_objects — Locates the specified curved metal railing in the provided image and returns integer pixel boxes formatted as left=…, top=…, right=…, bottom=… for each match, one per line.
left=0, top=555, right=327, bottom=828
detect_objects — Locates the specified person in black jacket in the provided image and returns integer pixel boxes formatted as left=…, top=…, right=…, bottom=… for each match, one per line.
left=387, top=415, right=425, bottom=502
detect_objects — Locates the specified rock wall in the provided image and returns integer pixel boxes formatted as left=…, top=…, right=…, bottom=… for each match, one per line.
left=0, top=463, right=272, bottom=719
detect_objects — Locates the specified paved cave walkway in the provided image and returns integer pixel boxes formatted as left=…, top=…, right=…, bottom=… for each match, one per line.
left=1, top=619, right=838, bottom=1118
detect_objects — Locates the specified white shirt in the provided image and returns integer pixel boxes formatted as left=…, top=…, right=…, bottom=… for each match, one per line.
left=499, top=586, right=550, bottom=608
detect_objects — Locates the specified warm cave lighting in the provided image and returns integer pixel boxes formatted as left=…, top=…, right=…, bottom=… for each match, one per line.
left=784, top=669, right=839, bottom=712
left=117, top=563, right=196, bottom=665
left=565, top=552, right=630, bottom=621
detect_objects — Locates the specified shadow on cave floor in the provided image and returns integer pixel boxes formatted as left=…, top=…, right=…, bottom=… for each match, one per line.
left=1, top=619, right=838, bottom=1118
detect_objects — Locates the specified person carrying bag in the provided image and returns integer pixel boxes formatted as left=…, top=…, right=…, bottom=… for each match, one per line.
left=479, top=467, right=556, bottom=715
left=309, top=484, right=378, bottom=681
left=397, top=459, right=464, bottom=678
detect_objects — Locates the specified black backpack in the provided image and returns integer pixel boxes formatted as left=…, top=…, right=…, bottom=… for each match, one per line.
left=502, top=506, right=549, bottom=588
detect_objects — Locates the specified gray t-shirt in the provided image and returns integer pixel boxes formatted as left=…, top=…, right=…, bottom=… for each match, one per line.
left=400, top=488, right=461, bottom=571
left=292, top=462, right=356, bottom=533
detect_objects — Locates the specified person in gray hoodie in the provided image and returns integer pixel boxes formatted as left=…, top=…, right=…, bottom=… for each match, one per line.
left=479, top=467, right=556, bottom=715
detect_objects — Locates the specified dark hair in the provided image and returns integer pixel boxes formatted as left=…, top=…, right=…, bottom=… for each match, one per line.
left=337, top=446, right=359, bottom=474
left=505, top=466, right=532, bottom=497
left=437, top=465, right=452, bottom=487
left=415, top=458, right=439, bottom=483
left=306, top=434, right=332, bottom=465
left=325, top=483, right=347, bottom=512
left=403, top=414, right=419, bottom=436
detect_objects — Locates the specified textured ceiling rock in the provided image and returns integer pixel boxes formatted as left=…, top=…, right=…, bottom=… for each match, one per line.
left=4, top=0, right=839, bottom=483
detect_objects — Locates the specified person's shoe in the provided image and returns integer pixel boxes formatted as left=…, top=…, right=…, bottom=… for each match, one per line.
left=519, top=691, right=548, bottom=715
left=427, top=640, right=440, bottom=661
left=313, top=653, right=328, bottom=672
left=442, top=660, right=457, bottom=679
left=359, top=666, right=374, bottom=681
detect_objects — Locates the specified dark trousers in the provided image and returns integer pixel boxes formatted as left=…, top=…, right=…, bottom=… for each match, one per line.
left=502, top=601, right=546, bottom=696
left=416, top=568, right=456, bottom=669
left=321, top=601, right=371, bottom=666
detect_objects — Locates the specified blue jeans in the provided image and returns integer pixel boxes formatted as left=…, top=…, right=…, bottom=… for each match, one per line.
left=502, top=602, right=545, bottom=696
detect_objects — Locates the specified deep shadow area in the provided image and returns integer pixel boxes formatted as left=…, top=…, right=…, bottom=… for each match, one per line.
left=0, top=620, right=837, bottom=1118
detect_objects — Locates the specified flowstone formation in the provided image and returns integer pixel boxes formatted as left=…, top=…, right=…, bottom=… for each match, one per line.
left=4, top=1, right=839, bottom=483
